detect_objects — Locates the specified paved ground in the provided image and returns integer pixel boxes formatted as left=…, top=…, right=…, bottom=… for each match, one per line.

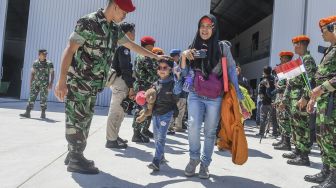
left=0, top=98, right=323, bottom=188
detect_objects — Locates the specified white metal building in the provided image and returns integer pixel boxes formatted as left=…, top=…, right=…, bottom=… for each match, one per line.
left=0, top=0, right=335, bottom=106
left=0, top=0, right=211, bottom=106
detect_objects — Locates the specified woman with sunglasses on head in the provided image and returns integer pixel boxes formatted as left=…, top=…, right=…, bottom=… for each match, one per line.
left=180, top=14, right=241, bottom=179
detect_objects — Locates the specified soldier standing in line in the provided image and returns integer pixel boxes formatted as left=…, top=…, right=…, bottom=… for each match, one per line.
left=272, top=51, right=294, bottom=151
left=20, top=49, right=54, bottom=119
left=306, top=15, right=336, bottom=188
left=282, top=35, right=317, bottom=166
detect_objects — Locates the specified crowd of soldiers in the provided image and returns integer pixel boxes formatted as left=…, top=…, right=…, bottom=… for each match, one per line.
left=256, top=16, right=336, bottom=188
left=16, top=0, right=336, bottom=187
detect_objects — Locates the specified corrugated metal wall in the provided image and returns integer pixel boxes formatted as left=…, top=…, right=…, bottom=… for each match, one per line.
left=0, top=0, right=7, bottom=78
left=269, top=0, right=305, bottom=67
left=305, top=0, right=336, bottom=64
left=21, top=0, right=211, bottom=106
left=270, top=0, right=336, bottom=67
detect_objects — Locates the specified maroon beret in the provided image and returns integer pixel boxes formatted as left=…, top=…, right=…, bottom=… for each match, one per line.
left=141, top=36, right=156, bottom=46
left=114, top=0, right=136, bottom=13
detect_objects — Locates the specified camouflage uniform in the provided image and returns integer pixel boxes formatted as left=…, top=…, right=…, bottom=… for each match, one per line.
left=27, top=60, right=54, bottom=110
left=283, top=52, right=317, bottom=153
left=66, top=9, right=128, bottom=154
left=315, top=44, right=336, bottom=169
left=132, top=55, right=158, bottom=131
left=275, top=79, right=292, bottom=137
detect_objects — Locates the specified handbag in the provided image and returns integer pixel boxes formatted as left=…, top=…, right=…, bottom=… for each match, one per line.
left=194, top=70, right=223, bottom=99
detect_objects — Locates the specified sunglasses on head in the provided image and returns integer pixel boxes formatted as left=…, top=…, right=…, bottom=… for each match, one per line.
left=158, top=66, right=169, bottom=71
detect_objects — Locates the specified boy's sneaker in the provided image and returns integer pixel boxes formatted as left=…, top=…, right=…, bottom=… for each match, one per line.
left=184, top=159, right=200, bottom=177
left=160, top=155, right=169, bottom=164
left=199, top=164, right=210, bottom=179
left=148, top=160, right=160, bottom=171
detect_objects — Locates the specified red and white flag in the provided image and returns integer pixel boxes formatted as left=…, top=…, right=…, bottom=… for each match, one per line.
left=281, top=58, right=306, bottom=79
left=274, top=65, right=286, bottom=80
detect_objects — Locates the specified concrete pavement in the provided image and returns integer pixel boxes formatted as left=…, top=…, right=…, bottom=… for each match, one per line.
left=0, top=98, right=322, bottom=188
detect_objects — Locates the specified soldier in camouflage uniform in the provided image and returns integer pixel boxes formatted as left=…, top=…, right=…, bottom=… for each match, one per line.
left=305, top=16, right=336, bottom=188
left=54, top=0, right=166, bottom=174
left=131, top=36, right=158, bottom=143
left=282, top=35, right=317, bottom=167
left=20, top=49, right=54, bottom=119
left=272, top=51, right=293, bottom=150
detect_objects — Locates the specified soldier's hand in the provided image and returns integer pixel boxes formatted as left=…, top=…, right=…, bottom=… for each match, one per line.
left=54, top=81, right=68, bottom=102
left=297, top=98, right=307, bottom=110
left=306, top=99, right=316, bottom=114
left=311, top=86, right=323, bottom=99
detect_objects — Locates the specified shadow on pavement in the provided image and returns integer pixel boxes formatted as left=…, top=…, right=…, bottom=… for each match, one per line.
left=71, top=167, right=280, bottom=188
left=19, top=117, right=61, bottom=123
left=112, top=146, right=153, bottom=162
left=0, top=99, right=108, bottom=116
left=72, top=171, right=144, bottom=188
left=215, top=148, right=273, bottom=159
left=146, top=174, right=281, bottom=188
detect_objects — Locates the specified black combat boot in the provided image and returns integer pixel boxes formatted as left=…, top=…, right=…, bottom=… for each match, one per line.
left=64, top=152, right=94, bottom=166
left=105, top=140, right=127, bottom=149
left=305, top=164, right=330, bottom=184
left=67, top=153, right=99, bottom=174
left=287, top=152, right=310, bottom=166
left=20, top=107, right=31, bottom=118
left=274, top=136, right=291, bottom=151
left=311, top=168, right=336, bottom=188
left=282, top=147, right=300, bottom=159
left=142, top=128, right=154, bottom=138
left=117, top=137, right=128, bottom=144
left=41, top=109, right=46, bottom=119
left=132, top=129, right=149, bottom=143
left=272, top=135, right=284, bottom=146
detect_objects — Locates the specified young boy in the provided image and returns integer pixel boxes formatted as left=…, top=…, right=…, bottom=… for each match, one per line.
left=147, top=59, right=183, bottom=171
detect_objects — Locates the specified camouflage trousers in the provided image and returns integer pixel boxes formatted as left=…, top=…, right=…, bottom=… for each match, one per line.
left=27, top=82, right=48, bottom=110
left=65, top=87, right=97, bottom=154
left=289, top=98, right=311, bottom=153
left=316, top=92, right=336, bottom=168
left=276, top=108, right=292, bottom=137
left=132, top=105, right=152, bottom=131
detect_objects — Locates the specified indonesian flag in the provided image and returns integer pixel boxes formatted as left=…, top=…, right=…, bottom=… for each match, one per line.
left=281, top=58, right=306, bottom=79
left=274, top=65, right=286, bottom=80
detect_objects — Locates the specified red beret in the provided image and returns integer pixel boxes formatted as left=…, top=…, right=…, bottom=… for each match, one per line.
left=114, top=0, right=136, bottom=13
left=292, top=35, right=310, bottom=43
left=279, top=51, right=294, bottom=57
left=319, top=15, right=336, bottom=29
left=141, top=36, right=156, bottom=46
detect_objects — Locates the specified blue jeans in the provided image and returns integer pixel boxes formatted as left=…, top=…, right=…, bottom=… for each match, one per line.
left=187, top=92, right=222, bottom=167
left=152, top=111, right=174, bottom=164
